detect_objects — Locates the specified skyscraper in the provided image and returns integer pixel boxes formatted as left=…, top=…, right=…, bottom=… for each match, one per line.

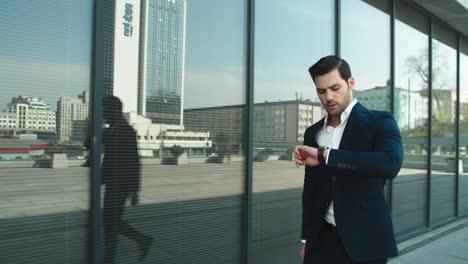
left=139, top=0, right=187, bottom=125
left=110, top=0, right=187, bottom=125
left=56, top=92, right=90, bottom=142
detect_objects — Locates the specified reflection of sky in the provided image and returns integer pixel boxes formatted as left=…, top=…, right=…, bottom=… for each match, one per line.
left=341, top=0, right=390, bottom=91
left=0, top=0, right=93, bottom=110
left=254, top=0, right=334, bottom=103
left=395, top=20, right=427, bottom=91
left=183, top=0, right=247, bottom=109
left=432, top=40, right=457, bottom=91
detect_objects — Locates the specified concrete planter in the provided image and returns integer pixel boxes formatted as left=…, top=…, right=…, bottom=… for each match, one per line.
left=162, top=153, right=188, bottom=165
left=51, top=154, right=68, bottom=168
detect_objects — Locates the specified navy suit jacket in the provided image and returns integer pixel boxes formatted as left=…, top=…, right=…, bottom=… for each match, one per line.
left=301, top=102, right=403, bottom=262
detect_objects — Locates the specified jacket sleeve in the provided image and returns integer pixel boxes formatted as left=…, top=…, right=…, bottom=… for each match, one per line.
left=301, top=126, right=316, bottom=240
left=326, top=114, right=403, bottom=179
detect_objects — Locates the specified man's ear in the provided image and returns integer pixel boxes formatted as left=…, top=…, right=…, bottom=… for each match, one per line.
left=348, top=77, right=355, bottom=91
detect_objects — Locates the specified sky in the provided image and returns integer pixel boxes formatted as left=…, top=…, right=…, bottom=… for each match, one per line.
left=0, top=0, right=465, bottom=112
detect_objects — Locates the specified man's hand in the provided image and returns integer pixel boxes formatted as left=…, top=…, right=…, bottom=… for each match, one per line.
left=300, top=243, right=306, bottom=263
left=294, top=146, right=320, bottom=167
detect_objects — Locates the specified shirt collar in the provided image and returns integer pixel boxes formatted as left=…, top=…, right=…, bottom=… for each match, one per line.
left=323, top=99, right=358, bottom=128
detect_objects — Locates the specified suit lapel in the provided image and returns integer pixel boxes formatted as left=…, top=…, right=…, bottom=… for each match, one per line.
left=338, top=102, right=367, bottom=150
left=306, top=118, right=325, bottom=147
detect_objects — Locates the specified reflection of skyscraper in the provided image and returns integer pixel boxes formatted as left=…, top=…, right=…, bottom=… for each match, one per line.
left=110, top=0, right=186, bottom=124
left=57, top=92, right=90, bottom=142
left=139, top=0, right=187, bottom=125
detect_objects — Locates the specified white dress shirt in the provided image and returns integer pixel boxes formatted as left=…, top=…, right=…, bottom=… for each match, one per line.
left=315, top=99, right=358, bottom=226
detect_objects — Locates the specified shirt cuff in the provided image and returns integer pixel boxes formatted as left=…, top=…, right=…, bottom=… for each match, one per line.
left=325, top=148, right=331, bottom=165
left=301, top=239, right=307, bottom=244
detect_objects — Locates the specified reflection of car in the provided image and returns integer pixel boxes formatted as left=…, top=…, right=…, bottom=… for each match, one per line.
left=206, top=154, right=225, bottom=163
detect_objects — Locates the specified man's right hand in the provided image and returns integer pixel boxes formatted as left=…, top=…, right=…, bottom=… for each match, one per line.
left=294, top=146, right=320, bottom=167
left=300, top=243, right=306, bottom=263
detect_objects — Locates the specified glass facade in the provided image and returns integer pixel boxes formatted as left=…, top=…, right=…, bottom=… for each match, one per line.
left=253, top=1, right=334, bottom=263
left=0, top=0, right=467, bottom=263
left=393, top=0, right=430, bottom=237
left=430, top=21, right=458, bottom=225
left=0, top=1, right=93, bottom=263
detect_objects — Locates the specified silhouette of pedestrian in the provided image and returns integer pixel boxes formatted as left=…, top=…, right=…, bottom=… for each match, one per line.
left=101, top=96, right=153, bottom=263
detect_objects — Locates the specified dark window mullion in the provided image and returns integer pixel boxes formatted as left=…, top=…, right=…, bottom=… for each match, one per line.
left=90, top=0, right=104, bottom=263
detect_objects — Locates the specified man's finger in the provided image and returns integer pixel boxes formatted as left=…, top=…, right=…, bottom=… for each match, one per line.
left=294, top=146, right=301, bottom=156
left=294, top=152, right=302, bottom=160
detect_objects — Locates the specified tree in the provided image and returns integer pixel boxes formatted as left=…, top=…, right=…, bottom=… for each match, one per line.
left=404, top=42, right=454, bottom=126
left=170, top=145, right=184, bottom=157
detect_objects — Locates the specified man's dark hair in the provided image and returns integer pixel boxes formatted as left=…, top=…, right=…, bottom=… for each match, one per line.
left=308, top=56, right=352, bottom=83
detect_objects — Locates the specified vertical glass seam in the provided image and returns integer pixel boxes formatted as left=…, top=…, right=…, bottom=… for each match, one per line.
left=90, top=0, right=104, bottom=263
left=335, top=0, right=341, bottom=56
left=427, top=16, right=433, bottom=229
left=389, top=0, right=396, bottom=212
left=243, top=0, right=255, bottom=263
left=455, top=33, right=461, bottom=217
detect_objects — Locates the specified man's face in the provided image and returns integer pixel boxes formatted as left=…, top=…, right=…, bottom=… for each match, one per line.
left=314, top=68, right=355, bottom=117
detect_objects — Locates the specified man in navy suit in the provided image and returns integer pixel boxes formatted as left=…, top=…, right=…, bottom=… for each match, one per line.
left=294, top=56, right=403, bottom=264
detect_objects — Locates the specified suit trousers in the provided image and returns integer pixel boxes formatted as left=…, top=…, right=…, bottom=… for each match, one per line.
left=304, top=221, right=387, bottom=264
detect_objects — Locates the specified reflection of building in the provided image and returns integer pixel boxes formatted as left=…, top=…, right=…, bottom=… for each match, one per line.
left=354, top=86, right=428, bottom=130
left=139, top=0, right=187, bottom=125
left=110, top=0, right=203, bottom=150
left=0, top=96, right=56, bottom=134
left=461, top=92, right=468, bottom=122
left=184, top=100, right=324, bottom=146
left=430, top=89, right=457, bottom=122
left=254, top=100, right=323, bottom=143
left=184, top=105, right=245, bottom=148
left=125, top=112, right=210, bottom=157
left=109, top=0, right=187, bottom=124
left=56, top=92, right=90, bottom=142
left=111, top=0, right=141, bottom=112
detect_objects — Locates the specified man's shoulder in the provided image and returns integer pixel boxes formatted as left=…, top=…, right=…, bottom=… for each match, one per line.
left=365, top=110, right=399, bottom=132
left=355, top=103, right=393, bottom=119
left=368, top=109, right=394, bottom=120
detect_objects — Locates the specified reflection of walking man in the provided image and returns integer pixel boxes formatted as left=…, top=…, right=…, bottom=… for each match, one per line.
left=102, top=96, right=153, bottom=263
left=295, top=56, right=403, bottom=264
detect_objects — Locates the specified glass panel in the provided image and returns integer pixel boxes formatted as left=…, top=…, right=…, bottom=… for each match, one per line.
left=253, top=0, right=334, bottom=263
left=102, top=0, right=247, bottom=263
left=342, top=0, right=391, bottom=112
left=430, top=21, right=457, bottom=225
left=0, top=1, right=93, bottom=263
left=392, top=0, right=429, bottom=237
left=459, top=37, right=468, bottom=215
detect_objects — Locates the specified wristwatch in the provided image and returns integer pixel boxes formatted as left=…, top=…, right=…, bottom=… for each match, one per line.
left=317, top=146, right=330, bottom=165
